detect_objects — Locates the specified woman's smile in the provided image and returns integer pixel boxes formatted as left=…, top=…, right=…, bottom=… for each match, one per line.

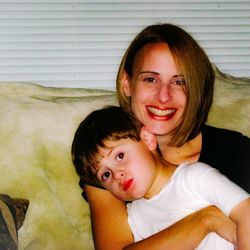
left=147, top=105, right=176, bottom=121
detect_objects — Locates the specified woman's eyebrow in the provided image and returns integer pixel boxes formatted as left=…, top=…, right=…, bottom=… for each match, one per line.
left=173, top=74, right=184, bottom=77
left=140, top=72, right=184, bottom=78
left=140, top=70, right=159, bottom=75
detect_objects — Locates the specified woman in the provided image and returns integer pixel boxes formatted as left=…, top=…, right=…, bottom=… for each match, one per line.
left=83, top=24, right=250, bottom=249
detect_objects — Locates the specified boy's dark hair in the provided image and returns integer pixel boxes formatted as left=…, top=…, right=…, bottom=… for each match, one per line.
left=71, top=106, right=142, bottom=188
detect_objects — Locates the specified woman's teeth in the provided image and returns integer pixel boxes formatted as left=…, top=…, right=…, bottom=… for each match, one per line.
left=148, top=107, right=175, bottom=116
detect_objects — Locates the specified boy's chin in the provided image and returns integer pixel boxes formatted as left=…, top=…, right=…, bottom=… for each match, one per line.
left=118, top=194, right=144, bottom=202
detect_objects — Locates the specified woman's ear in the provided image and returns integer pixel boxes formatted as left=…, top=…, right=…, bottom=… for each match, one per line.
left=140, top=126, right=157, bottom=151
left=121, top=71, right=131, bottom=97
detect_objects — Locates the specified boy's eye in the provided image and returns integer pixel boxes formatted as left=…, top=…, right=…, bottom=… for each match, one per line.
left=116, top=152, right=124, bottom=161
left=101, top=170, right=111, bottom=182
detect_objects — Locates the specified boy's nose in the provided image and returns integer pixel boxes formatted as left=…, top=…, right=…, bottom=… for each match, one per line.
left=114, top=170, right=126, bottom=182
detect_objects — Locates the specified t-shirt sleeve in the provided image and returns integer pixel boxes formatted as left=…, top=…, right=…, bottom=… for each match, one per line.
left=184, top=162, right=250, bottom=216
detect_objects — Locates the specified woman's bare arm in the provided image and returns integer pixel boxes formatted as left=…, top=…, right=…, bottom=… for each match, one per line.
left=124, top=205, right=236, bottom=250
left=230, top=198, right=250, bottom=250
left=85, top=185, right=134, bottom=250
left=85, top=185, right=236, bottom=250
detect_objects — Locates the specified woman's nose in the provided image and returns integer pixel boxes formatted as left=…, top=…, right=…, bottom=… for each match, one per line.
left=157, top=84, right=172, bottom=104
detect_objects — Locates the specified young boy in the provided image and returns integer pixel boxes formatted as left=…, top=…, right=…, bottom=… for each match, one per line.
left=72, top=106, right=250, bottom=249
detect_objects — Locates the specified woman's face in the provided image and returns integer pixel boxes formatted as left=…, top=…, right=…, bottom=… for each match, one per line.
left=123, top=43, right=187, bottom=137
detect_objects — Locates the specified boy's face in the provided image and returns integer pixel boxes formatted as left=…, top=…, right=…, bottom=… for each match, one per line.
left=93, top=136, right=159, bottom=201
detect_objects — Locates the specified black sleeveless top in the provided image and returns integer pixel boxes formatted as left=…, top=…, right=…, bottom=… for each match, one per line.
left=199, top=125, right=250, bottom=192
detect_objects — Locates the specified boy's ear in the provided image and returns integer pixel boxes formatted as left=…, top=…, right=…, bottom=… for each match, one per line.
left=121, top=71, right=131, bottom=97
left=140, top=126, right=157, bottom=151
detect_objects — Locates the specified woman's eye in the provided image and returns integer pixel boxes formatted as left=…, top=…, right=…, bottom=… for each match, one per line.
left=144, top=77, right=156, bottom=83
left=116, top=152, right=124, bottom=161
left=101, top=170, right=111, bottom=182
left=172, top=78, right=185, bottom=86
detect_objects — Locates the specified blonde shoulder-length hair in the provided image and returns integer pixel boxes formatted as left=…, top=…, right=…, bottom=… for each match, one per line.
left=116, top=23, right=214, bottom=146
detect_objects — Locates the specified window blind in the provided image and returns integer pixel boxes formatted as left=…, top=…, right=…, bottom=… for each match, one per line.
left=0, top=0, right=249, bottom=89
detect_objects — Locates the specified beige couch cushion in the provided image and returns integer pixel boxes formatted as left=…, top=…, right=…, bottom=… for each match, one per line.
left=0, top=67, right=249, bottom=249
left=0, top=84, right=116, bottom=250
left=207, top=66, right=250, bottom=135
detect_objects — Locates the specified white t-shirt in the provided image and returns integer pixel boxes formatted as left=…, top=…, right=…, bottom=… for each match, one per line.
left=127, top=162, right=249, bottom=249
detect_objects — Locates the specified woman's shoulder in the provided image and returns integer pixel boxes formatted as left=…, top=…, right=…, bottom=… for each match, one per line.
left=200, top=125, right=250, bottom=192
left=201, top=124, right=250, bottom=156
left=202, top=125, right=249, bottom=143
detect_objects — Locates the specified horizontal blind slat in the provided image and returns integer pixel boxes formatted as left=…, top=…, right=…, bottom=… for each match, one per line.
left=0, top=1, right=248, bottom=88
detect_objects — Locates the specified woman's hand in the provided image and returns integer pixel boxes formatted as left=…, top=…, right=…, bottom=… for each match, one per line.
left=203, top=205, right=237, bottom=245
left=230, top=198, right=250, bottom=249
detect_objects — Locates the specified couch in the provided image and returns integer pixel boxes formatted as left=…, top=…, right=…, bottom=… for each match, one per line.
left=0, top=66, right=249, bottom=250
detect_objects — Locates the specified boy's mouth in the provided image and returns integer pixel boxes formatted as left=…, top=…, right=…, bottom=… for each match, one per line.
left=122, top=178, right=133, bottom=191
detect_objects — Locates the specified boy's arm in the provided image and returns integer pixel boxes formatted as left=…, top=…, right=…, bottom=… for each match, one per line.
left=230, top=198, right=250, bottom=250
left=85, top=185, right=236, bottom=250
